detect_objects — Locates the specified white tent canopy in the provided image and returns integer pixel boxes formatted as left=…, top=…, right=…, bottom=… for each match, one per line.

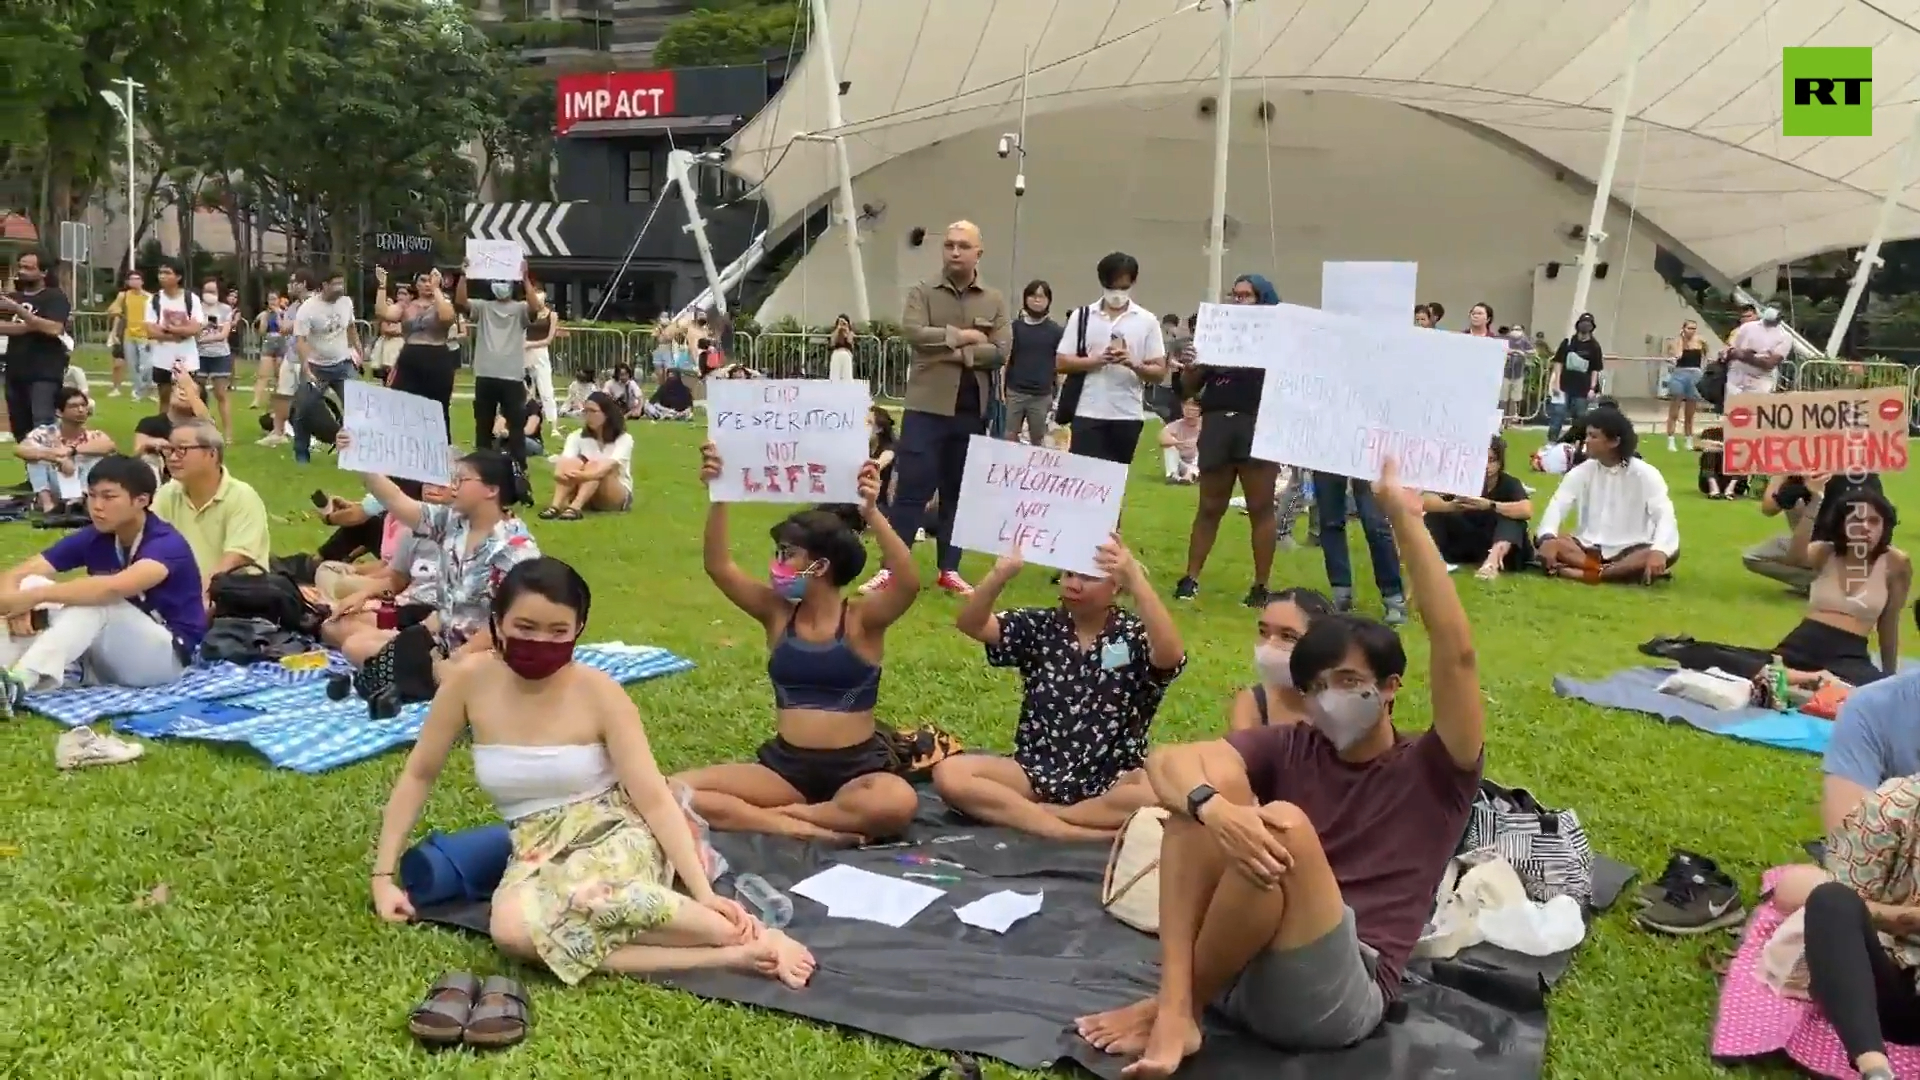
left=728, top=0, right=1920, bottom=282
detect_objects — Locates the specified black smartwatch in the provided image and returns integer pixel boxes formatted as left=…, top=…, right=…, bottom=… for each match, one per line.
left=1185, top=783, right=1218, bottom=820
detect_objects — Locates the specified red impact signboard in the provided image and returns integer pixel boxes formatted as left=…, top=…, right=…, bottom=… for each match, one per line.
left=1722, top=386, right=1909, bottom=475
left=555, top=71, right=678, bottom=135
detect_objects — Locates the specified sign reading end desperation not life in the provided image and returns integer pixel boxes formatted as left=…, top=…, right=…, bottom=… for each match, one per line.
left=706, top=380, right=871, bottom=503
left=950, top=437, right=1129, bottom=576
left=1723, top=387, right=1909, bottom=475
left=338, top=382, right=453, bottom=486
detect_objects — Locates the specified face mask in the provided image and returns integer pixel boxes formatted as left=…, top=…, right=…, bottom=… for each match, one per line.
left=491, top=283, right=513, bottom=301
left=1102, top=289, right=1130, bottom=310
left=1254, top=645, right=1293, bottom=688
left=769, top=559, right=818, bottom=602
left=1308, top=686, right=1385, bottom=750
left=1761, top=306, right=1782, bottom=325
left=500, top=635, right=577, bottom=680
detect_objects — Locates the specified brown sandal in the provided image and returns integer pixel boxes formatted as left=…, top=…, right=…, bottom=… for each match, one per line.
left=462, top=975, right=531, bottom=1049
left=408, top=971, right=480, bottom=1046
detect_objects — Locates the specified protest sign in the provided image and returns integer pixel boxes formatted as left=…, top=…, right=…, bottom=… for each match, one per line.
left=338, top=382, right=453, bottom=485
left=707, top=380, right=871, bottom=502
left=465, top=238, right=523, bottom=282
left=1192, top=302, right=1279, bottom=369
left=950, top=437, right=1129, bottom=575
left=1321, top=261, right=1418, bottom=324
left=1240, top=303, right=1503, bottom=496
left=1722, top=387, right=1909, bottom=475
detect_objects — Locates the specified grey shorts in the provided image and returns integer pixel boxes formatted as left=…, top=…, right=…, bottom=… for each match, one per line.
left=1217, top=906, right=1386, bottom=1051
left=1004, top=389, right=1052, bottom=441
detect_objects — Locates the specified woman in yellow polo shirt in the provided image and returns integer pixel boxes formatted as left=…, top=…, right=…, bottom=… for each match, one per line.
left=105, top=270, right=154, bottom=400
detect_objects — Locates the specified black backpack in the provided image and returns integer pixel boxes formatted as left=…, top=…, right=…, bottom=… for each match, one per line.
left=1697, top=358, right=1729, bottom=411
left=208, top=568, right=325, bottom=637
left=1051, top=305, right=1093, bottom=425
left=292, top=380, right=342, bottom=446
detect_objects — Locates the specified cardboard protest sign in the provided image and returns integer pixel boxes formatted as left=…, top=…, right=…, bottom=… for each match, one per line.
left=706, top=380, right=871, bottom=502
left=338, top=382, right=453, bottom=486
left=950, top=437, right=1128, bottom=575
left=1321, top=261, right=1417, bottom=325
left=465, top=238, right=523, bottom=282
left=1722, top=387, right=1909, bottom=475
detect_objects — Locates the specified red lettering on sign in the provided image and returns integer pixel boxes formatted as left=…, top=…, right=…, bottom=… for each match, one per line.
left=1723, top=431, right=1909, bottom=475
left=998, top=520, right=1059, bottom=553
left=555, top=71, right=679, bottom=135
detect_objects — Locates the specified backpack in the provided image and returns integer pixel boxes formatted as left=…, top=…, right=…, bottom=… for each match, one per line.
left=1697, top=357, right=1729, bottom=411
left=1458, top=780, right=1595, bottom=906
left=208, top=568, right=326, bottom=638
left=1052, top=305, right=1093, bottom=425
left=199, top=616, right=316, bottom=665
left=292, top=379, right=342, bottom=445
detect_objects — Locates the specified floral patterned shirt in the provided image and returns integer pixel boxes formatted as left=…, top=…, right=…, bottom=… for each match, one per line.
left=414, top=504, right=539, bottom=651
left=985, top=606, right=1184, bottom=805
left=1827, top=775, right=1920, bottom=972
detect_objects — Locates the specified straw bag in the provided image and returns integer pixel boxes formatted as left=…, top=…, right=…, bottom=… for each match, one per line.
left=1102, top=807, right=1168, bottom=934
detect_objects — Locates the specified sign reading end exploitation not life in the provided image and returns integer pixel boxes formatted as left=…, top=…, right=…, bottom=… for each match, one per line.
left=1723, top=387, right=1909, bottom=475
left=950, top=437, right=1128, bottom=576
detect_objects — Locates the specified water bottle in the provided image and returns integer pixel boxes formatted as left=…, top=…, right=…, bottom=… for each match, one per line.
left=733, top=873, right=794, bottom=929
left=1771, top=655, right=1792, bottom=713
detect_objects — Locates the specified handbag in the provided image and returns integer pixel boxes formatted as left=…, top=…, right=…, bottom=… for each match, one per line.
left=1697, top=358, right=1729, bottom=410
left=1458, top=780, right=1595, bottom=906
left=1101, top=807, right=1168, bottom=933
left=1052, top=305, right=1093, bottom=426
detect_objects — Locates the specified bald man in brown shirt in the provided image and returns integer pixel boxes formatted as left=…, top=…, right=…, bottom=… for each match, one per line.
left=861, top=220, right=1011, bottom=597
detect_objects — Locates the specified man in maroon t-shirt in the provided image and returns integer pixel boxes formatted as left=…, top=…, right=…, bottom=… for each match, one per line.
left=1076, top=458, right=1485, bottom=1078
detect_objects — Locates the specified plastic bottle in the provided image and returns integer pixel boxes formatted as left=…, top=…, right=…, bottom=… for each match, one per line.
left=733, top=873, right=794, bottom=929
left=1771, top=655, right=1791, bottom=712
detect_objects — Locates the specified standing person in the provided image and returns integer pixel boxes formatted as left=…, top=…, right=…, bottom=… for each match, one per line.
left=524, top=289, right=559, bottom=426
left=1003, top=281, right=1062, bottom=445
left=1727, top=304, right=1793, bottom=397
left=1500, top=324, right=1532, bottom=421
left=455, top=259, right=545, bottom=478
left=1546, top=312, right=1604, bottom=442
left=288, top=269, right=361, bottom=466
left=861, top=220, right=1010, bottom=598
left=195, top=278, right=237, bottom=440
left=827, top=315, right=858, bottom=382
left=1055, top=252, right=1167, bottom=470
left=1464, top=302, right=1496, bottom=340
left=263, top=275, right=314, bottom=446
left=1174, top=273, right=1280, bottom=607
left=251, top=292, right=288, bottom=412
left=376, top=267, right=456, bottom=438
left=1425, top=301, right=1447, bottom=329
left=1313, top=463, right=1407, bottom=625
left=1665, top=318, right=1709, bottom=451
left=366, top=280, right=406, bottom=382
left=0, top=250, right=74, bottom=444
left=144, top=258, right=203, bottom=419
left=104, top=269, right=153, bottom=399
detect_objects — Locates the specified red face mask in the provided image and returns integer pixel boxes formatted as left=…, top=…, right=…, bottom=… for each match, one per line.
left=500, top=635, right=577, bottom=680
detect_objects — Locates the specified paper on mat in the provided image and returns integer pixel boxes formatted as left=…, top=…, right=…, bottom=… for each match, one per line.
left=791, top=864, right=945, bottom=928
left=55, top=468, right=84, bottom=502
left=954, top=890, right=1044, bottom=934
left=465, top=238, right=524, bottom=282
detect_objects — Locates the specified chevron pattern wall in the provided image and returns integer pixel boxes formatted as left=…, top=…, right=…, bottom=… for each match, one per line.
left=465, top=202, right=577, bottom=257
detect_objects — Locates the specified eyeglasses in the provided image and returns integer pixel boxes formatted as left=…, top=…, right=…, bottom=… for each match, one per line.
left=163, top=443, right=209, bottom=457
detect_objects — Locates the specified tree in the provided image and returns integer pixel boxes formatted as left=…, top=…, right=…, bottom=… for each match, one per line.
left=652, top=2, right=805, bottom=69
left=479, top=70, right=559, bottom=203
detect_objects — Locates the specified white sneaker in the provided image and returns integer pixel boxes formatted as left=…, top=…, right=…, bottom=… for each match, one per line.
left=108, top=387, right=123, bottom=398
left=55, top=726, right=145, bottom=770
left=256, top=433, right=288, bottom=447
left=0, top=433, right=15, bottom=444
left=1684, top=437, right=1694, bottom=452
left=858, top=569, right=894, bottom=594
left=1666, top=436, right=1677, bottom=452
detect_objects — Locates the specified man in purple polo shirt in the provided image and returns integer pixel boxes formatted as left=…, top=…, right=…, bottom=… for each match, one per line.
left=0, top=454, right=205, bottom=712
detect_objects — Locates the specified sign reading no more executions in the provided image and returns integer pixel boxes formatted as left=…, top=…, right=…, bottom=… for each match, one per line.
left=1723, top=387, right=1908, bottom=475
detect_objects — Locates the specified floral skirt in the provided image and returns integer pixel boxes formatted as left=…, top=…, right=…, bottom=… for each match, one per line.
left=499, top=788, right=681, bottom=985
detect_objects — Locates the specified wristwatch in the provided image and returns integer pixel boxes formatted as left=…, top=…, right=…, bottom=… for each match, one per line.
left=1185, top=783, right=1218, bottom=820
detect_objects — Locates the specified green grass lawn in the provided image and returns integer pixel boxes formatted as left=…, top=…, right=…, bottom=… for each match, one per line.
left=0, top=383, right=1839, bottom=1079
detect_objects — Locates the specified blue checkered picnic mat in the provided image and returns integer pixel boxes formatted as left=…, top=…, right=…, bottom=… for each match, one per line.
left=23, top=660, right=341, bottom=727
left=135, top=645, right=695, bottom=774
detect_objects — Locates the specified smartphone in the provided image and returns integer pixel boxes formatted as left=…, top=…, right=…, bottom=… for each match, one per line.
left=29, top=609, right=49, bottom=633
left=310, top=490, right=329, bottom=509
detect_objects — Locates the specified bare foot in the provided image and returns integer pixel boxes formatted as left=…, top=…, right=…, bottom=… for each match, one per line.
left=767, top=815, right=864, bottom=847
left=1474, top=562, right=1499, bottom=581
left=1121, top=1010, right=1202, bottom=1078
left=1077, top=997, right=1157, bottom=1055
left=731, top=937, right=782, bottom=976
left=762, top=928, right=817, bottom=988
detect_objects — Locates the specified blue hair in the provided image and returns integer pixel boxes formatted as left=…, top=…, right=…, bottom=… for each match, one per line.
left=1235, top=273, right=1280, bottom=306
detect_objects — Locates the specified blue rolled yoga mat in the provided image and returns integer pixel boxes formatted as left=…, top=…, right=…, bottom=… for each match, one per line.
left=399, top=825, right=512, bottom=907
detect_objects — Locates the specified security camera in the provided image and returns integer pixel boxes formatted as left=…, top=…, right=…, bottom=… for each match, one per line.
left=996, top=134, right=1013, bottom=159
left=1013, top=173, right=1026, bottom=197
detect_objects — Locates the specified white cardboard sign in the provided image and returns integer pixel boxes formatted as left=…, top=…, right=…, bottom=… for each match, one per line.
left=950, top=437, right=1128, bottom=575
left=1321, top=261, right=1418, bottom=325
left=338, top=382, right=454, bottom=486
left=706, top=379, right=871, bottom=503
left=465, top=238, right=524, bottom=282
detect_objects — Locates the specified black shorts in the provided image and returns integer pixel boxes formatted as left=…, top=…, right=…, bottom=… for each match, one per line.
left=1070, top=417, right=1145, bottom=465
left=1197, top=410, right=1271, bottom=471
left=757, top=734, right=895, bottom=804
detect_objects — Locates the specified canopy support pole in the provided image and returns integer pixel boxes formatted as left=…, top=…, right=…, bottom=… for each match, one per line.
left=808, top=0, right=872, bottom=325
left=1566, top=0, right=1650, bottom=341
left=1204, top=0, right=1238, bottom=302
left=1824, top=110, right=1920, bottom=358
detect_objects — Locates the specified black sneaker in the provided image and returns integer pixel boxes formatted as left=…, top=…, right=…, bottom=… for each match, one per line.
left=1174, top=576, right=1199, bottom=601
left=1636, top=870, right=1745, bottom=935
left=1635, top=850, right=1721, bottom=907
left=1242, top=584, right=1270, bottom=608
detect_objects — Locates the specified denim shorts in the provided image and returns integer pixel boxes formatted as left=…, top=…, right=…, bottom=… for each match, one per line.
left=1666, top=366, right=1703, bottom=402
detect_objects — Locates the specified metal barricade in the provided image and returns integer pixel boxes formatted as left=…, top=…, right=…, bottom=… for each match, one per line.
left=1791, top=359, right=1910, bottom=393
left=548, top=324, right=629, bottom=382
left=874, top=337, right=912, bottom=403
left=72, top=310, right=114, bottom=347
left=751, top=332, right=826, bottom=379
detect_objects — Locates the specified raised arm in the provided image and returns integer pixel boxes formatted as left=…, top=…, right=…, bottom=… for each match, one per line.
left=1787, top=475, right=1833, bottom=569
left=1376, top=458, right=1483, bottom=769
left=370, top=267, right=397, bottom=322
left=849, top=461, right=922, bottom=631
left=523, top=263, right=547, bottom=322
left=358, top=468, right=427, bottom=531
left=1100, top=534, right=1183, bottom=671
left=1878, top=553, right=1910, bottom=675
left=369, top=657, right=472, bottom=921
left=956, top=554, right=1021, bottom=644
left=698, top=442, right=782, bottom=626
left=453, top=269, right=471, bottom=315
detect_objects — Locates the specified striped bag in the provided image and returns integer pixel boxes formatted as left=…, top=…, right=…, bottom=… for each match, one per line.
left=1458, top=780, right=1595, bottom=907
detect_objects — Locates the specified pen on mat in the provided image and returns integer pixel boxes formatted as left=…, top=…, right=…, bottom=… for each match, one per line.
left=892, top=854, right=967, bottom=869
left=903, top=873, right=962, bottom=883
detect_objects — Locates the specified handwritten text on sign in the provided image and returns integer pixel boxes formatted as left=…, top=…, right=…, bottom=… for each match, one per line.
left=1244, top=304, right=1505, bottom=496
left=707, top=379, right=871, bottom=503
left=1723, top=387, right=1909, bottom=475
left=338, top=382, right=453, bottom=486
left=950, top=437, right=1128, bottom=576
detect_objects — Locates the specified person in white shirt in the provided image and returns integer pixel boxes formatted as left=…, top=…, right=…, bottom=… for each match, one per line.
left=1536, top=406, right=1682, bottom=584
left=1727, top=305, right=1792, bottom=396
left=1054, top=252, right=1168, bottom=466
left=539, top=391, right=633, bottom=520
left=142, top=258, right=203, bottom=418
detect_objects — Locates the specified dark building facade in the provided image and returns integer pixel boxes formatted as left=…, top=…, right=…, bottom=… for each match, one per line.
left=465, top=62, right=778, bottom=321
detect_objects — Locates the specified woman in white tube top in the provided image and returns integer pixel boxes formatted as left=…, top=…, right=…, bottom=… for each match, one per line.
left=368, top=556, right=816, bottom=988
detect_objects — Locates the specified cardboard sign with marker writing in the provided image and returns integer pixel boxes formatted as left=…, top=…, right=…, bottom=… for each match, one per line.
left=949, top=437, right=1128, bottom=575
left=1722, top=387, right=1909, bottom=475
left=707, top=380, right=872, bottom=502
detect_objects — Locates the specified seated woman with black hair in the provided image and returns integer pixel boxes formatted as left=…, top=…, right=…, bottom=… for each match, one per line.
left=370, top=558, right=816, bottom=999
left=1422, top=434, right=1534, bottom=581
left=1536, top=407, right=1681, bottom=584
left=1692, top=425, right=1749, bottom=499
left=674, top=443, right=922, bottom=844
left=541, top=392, right=632, bottom=520
left=1229, top=587, right=1335, bottom=730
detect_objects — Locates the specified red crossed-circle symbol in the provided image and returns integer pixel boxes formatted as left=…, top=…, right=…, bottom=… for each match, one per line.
left=1880, top=395, right=1906, bottom=424
left=1727, top=405, right=1753, bottom=428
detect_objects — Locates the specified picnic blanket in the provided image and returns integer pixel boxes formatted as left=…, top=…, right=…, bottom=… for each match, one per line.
left=1551, top=667, right=1834, bottom=754
left=28, top=643, right=695, bottom=774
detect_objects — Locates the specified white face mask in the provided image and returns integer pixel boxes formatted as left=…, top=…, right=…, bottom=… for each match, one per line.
left=1102, top=289, right=1130, bottom=310
left=1308, top=686, right=1385, bottom=750
left=1254, top=645, right=1293, bottom=688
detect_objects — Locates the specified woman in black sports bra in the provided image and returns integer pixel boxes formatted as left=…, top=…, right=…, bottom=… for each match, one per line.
left=675, top=442, right=923, bottom=844
left=1665, top=318, right=1708, bottom=452
left=1226, top=587, right=1335, bottom=731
